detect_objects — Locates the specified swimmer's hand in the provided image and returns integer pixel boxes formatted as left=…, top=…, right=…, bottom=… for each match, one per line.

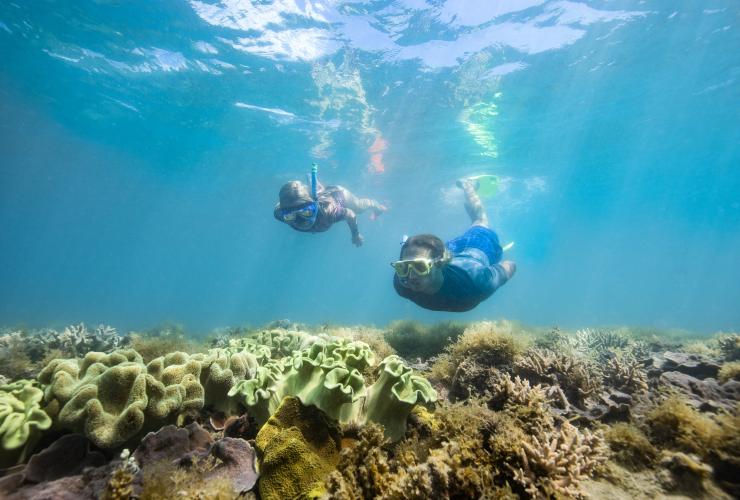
left=352, top=234, right=364, bottom=247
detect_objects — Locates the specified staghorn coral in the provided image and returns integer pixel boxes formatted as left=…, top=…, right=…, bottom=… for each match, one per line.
left=573, top=328, right=630, bottom=355
left=489, top=372, right=553, bottom=434
left=511, top=421, right=608, bottom=499
left=602, top=355, right=649, bottom=393
left=256, top=396, right=341, bottom=500
left=0, top=379, right=52, bottom=467
left=515, top=348, right=602, bottom=408
left=55, top=323, right=128, bottom=358
left=716, top=333, right=740, bottom=362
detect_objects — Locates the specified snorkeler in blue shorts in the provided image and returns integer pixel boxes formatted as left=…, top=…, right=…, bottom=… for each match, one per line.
left=274, top=166, right=386, bottom=247
left=392, top=178, right=516, bottom=312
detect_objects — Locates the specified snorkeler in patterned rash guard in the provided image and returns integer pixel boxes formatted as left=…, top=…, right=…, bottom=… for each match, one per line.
left=274, top=178, right=386, bottom=247
left=392, top=178, right=516, bottom=312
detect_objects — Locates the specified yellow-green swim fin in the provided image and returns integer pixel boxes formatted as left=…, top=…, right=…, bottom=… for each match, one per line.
left=468, top=174, right=499, bottom=198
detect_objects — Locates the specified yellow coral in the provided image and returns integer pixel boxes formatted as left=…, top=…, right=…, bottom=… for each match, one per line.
left=256, top=396, right=341, bottom=500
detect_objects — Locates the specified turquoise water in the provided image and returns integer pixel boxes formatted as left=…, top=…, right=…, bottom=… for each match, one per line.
left=0, top=1, right=738, bottom=333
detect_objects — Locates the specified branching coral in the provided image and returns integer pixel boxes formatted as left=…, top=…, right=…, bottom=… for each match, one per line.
left=515, top=348, right=602, bottom=408
left=603, top=355, right=649, bottom=394
left=716, top=333, right=740, bottom=362
left=510, top=422, right=608, bottom=499
left=488, top=373, right=553, bottom=433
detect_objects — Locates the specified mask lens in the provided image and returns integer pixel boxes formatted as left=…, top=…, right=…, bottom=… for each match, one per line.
left=282, top=212, right=296, bottom=221
left=391, top=261, right=411, bottom=277
left=411, top=260, right=432, bottom=276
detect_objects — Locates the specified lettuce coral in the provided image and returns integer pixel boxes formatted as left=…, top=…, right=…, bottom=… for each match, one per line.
left=229, top=347, right=436, bottom=441
left=0, top=380, right=52, bottom=467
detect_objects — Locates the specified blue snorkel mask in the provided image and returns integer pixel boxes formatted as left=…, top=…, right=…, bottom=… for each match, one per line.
left=279, top=202, right=318, bottom=229
left=278, top=164, right=321, bottom=229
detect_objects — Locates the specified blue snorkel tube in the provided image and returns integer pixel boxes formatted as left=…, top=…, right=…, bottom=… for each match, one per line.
left=310, top=163, right=318, bottom=201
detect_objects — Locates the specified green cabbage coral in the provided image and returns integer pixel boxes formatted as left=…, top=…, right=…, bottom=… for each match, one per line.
left=228, top=340, right=367, bottom=424
left=246, top=329, right=316, bottom=358
left=359, top=355, right=438, bottom=441
left=229, top=337, right=436, bottom=441
left=0, top=380, right=52, bottom=467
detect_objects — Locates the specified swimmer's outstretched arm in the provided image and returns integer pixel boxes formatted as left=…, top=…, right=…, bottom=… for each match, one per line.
left=343, top=209, right=363, bottom=246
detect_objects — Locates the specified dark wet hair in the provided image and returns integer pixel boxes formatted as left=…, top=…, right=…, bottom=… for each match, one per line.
left=278, top=181, right=313, bottom=209
left=401, top=234, right=446, bottom=259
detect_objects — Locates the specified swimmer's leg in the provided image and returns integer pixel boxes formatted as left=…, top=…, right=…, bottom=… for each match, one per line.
left=338, top=187, right=387, bottom=217
left=457, top=178, right=489, bottom=227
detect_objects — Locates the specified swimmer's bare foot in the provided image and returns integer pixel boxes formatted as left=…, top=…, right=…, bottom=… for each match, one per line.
left=456, top=177, right=479, bottom=190
left=370, top=204, right=387, bottom=220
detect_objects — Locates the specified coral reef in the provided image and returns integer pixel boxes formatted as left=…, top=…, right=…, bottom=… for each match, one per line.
left=256, top=396, right=341, bottom=500
left=511, top=422, right=608, bottom=498
left=716, top=333, right=740, bottom=361
left=103, top=449, right=138, bottom=500
left=229, top=337, right=435, bottom=441
left=0, top=380, right=52, bottom=467
left=602, top=354, right=649, bottom=394
left=515, top=348, right=602, bottom=408
left=383, top=320, right=465, bottom=360
left=0, top=319, right=737, bottom=500
left=450, top=320, right=527, bottom=367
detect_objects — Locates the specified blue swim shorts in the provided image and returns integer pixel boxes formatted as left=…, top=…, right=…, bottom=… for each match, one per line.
left=446, top=225, right=503, bottom=265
